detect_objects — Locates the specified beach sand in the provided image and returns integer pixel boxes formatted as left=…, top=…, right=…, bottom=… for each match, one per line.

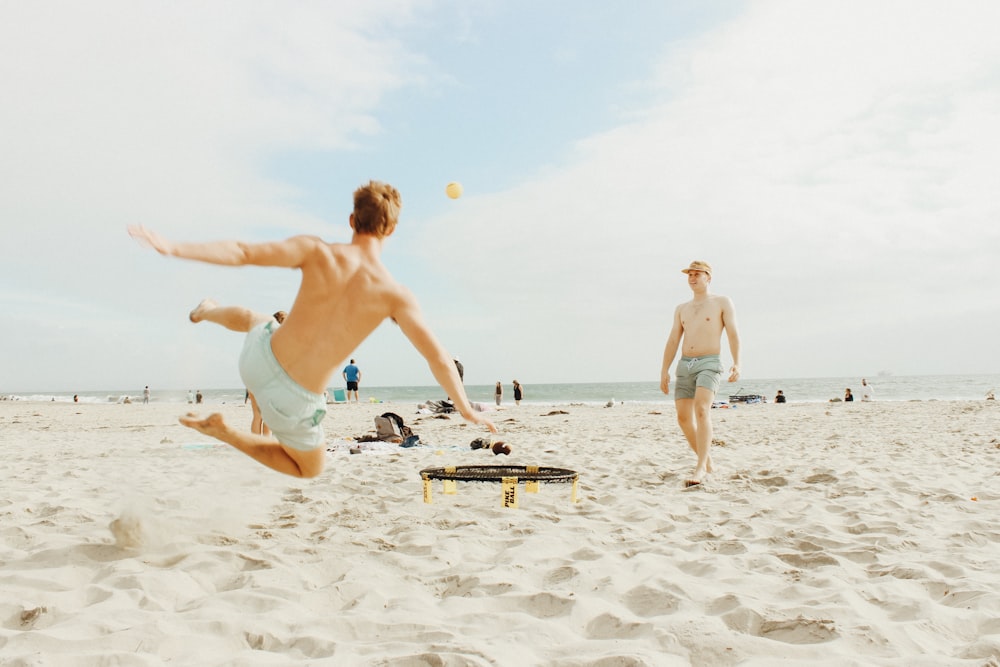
left=1, top=398, right=998, bottom=666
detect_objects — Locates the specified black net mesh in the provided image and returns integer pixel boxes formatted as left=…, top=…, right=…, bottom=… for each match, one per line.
left=419, top=465, right=578, bottom=484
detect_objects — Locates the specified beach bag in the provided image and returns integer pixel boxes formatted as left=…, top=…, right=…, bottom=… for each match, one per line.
left=375, top=412, right=414, bottom=442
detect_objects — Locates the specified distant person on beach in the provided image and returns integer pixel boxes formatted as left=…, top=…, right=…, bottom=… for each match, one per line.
left=987, top=389, right=996, bottom=401
left=195, top=390, right=203, bottom=404
left=342, top=359, right=362, bottom=403
left=861, top=378, right=874, bottom=401
left=774, top=390, right=786, bottom=403
left=513, top=380, right=523, bottom=405
left=187, top=390, right=195, bottom=404
left=660, top=260, right=742, bottom=488
left=73, top=394, right=79, bottom=403
left=845, top=388, right=854, bottom=402
left=495, top=381, right=503, bottom=406
left=143, top=386, right=150, bottom=404
left=129, top=179, right=496, bottom=478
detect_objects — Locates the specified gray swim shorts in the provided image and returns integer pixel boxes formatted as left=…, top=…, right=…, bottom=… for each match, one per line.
left=238, top=321, right=327, bottom=451
left=674, top=354, right=724, bottom=400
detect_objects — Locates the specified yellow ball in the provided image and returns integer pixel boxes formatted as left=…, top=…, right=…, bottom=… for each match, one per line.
left=445, top=182, right=463, bottom=199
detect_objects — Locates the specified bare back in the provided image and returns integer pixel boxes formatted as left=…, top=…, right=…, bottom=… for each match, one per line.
left=270, top=239, right=411, bottom=393
left=128, top=194, right=496, bottom=437
left=677, top=295, right=731, bottom=357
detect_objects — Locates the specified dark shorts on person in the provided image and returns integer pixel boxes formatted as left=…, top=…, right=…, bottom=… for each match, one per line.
left=346, top=381, right=359, bottom=391
left=674, top=354, right=724, bottom=399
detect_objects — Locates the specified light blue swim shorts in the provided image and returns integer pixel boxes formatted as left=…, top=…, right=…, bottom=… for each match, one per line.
left=238, top=321, right=327, bottom=451
left=674, top=354, right=724, bottom=400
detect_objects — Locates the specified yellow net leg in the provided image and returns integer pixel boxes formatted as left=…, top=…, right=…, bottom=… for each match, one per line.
left=525, top=465, right=539, bottom=493
left=501, top=477, right=519, bottom=509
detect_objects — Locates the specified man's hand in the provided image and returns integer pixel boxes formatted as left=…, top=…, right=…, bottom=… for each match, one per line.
left=465, top=412, right=498, bottom=434
left=728, top=366, right=740, bottom=383
left=128, top=225, right=174, bottom=255
left=660, top=373, right=671, bottom=394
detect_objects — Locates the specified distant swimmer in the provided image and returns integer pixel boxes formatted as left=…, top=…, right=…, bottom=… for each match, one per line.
left=660, top=261, right=742, bottom=488
left=129, top=180, right=496, bottom=478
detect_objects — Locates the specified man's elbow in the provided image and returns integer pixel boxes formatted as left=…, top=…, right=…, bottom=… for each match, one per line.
left=232, top=242, right=256, bottom=265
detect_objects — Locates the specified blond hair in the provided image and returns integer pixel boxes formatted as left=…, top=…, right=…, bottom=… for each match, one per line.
left=353, top=180, right=401, bottom=238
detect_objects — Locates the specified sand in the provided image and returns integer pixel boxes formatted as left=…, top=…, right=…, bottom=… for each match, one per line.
left=0, top=398, right=998, bottom=666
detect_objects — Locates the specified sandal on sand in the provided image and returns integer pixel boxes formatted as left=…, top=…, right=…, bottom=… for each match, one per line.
left=684, top=480, right=702, bottom=488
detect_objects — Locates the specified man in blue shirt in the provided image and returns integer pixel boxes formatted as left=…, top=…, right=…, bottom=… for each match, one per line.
left=343, top=359, right=362, bottom=403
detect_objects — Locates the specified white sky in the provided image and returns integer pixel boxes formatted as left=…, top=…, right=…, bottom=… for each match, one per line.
left=3, top=0, right=999, bottom=392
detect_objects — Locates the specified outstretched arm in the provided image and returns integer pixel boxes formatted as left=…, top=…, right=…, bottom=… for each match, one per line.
left=392, top=292, right=497, bottom=433
left=128, top=225, right=319, bottom=269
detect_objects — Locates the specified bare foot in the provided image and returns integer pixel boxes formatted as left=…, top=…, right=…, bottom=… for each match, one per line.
left=179, top=412, right=228, bottom=438
left=189, top=298, right=217, bottom=323
left=685, top=465, right=709, bottom=488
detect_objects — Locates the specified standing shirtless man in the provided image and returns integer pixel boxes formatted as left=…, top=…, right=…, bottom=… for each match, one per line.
left=129, top=180, right=496, bottom=478
left=660, top=260, right=742, bottom=487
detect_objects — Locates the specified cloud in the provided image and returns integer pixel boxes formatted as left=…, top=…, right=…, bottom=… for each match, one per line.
left=413, top=0, right=1000, bottom=381
left=3, top=1, right=999, bottom=391
left=0, top=0, right=430, bottom=390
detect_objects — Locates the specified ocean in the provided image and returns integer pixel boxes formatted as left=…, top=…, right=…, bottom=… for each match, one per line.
left=5, top=374, right=999, bottom=406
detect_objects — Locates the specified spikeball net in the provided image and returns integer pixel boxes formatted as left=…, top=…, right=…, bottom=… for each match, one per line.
left=419, top=465, right=579, bottom=508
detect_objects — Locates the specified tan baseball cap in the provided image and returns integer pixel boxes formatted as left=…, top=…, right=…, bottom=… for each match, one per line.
left=681, top=260, right=712, bottom=276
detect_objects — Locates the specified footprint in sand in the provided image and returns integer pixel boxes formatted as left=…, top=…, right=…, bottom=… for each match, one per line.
left=543, top=565, right=578, bottom=587
left=776, top=552, right=839, bottom=568
left=584, top=612, right=652, bottom=640
left=723, top=607, right=839, bottom=644
left=513, top=592, right=575, bottom=619
left=623, top=584, right=681, bottom=617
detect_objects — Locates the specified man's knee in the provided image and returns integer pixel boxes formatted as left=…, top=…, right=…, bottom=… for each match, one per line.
left=285, top=447, right=325, bottom=478
left=693, top=390, right=714, bottom=418
left=675, top=399, right=694, bottom=424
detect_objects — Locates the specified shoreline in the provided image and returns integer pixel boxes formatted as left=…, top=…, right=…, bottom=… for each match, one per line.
left=3, top=394, right=996, bottom=408
left=5, top=372, right=1000, bottom=407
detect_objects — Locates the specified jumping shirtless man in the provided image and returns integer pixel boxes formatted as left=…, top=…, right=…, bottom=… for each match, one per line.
left=129, top=180, right=496, bottom=478
left=660, top=260, right=742, bottom=487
